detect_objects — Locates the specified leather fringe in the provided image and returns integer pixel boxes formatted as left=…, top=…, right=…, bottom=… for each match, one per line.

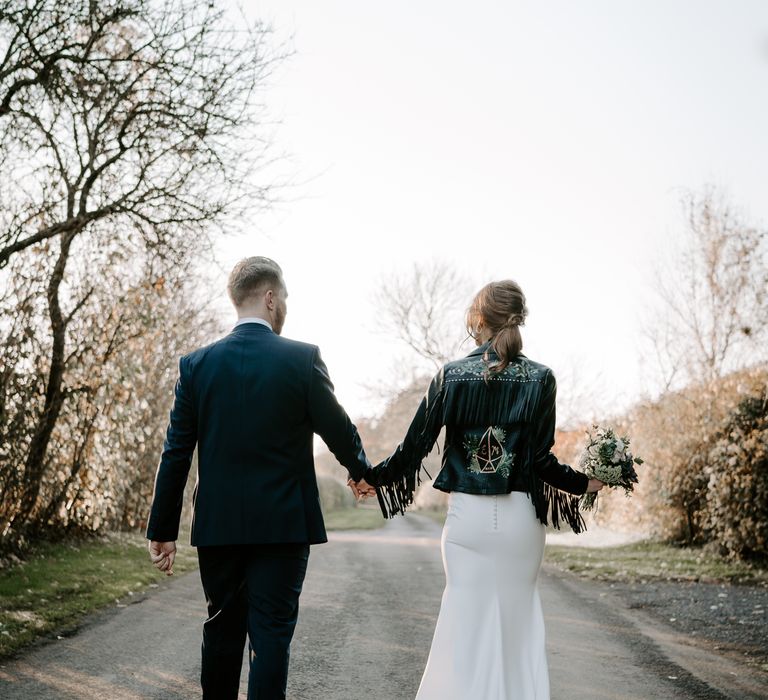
left=376, top=462, right=432, bottom=518
left=374, top=373, right=587, bottom=534
left=377, top=467, right=586, bottom=533
left=375, top=385, right=441, bottom=519
left=440, top=379, right=539, bottom=428
left=540, top=481, right=587, bottom=534
left=525, top=438, right=587, bottom=534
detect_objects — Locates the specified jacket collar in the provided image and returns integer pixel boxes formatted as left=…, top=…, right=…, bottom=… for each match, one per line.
left=229, top=322, right=274, bottom=336
left=464, top=341, right=527, bottom=361
left=466, top=340, right=492, bottom=358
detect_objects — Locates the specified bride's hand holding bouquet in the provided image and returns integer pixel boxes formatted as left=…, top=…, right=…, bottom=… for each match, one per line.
left=578, top=425, right=643, bottom=510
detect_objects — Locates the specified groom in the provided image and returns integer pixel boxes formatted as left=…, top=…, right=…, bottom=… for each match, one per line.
left=146, top=256, right=374, bottom=699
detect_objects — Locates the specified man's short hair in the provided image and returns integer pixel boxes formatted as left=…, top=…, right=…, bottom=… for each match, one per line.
left=227, top=256, right=284, bottom=307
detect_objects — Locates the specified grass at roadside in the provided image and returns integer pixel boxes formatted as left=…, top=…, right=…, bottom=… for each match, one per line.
left=544, top=539, right=768, bottom=585
left=0, top=531, right=197, bottom=659
left=323, top=506, right=384, bottom=531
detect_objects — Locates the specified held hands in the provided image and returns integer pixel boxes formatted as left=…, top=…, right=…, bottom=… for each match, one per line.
left=148, top=540, right=177, bottom=576
left=347, top=477, right=376, bottom=501
left=586, top=478, right=606, bottom=494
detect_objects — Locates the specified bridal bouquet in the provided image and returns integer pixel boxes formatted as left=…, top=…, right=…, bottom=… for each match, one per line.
left=578, top=425, right=643, bottom=511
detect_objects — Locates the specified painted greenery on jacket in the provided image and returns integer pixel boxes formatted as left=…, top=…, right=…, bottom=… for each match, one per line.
left=463, top=426, right=516, bottom=478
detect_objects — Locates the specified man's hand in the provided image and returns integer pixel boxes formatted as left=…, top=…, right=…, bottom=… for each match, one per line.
left=347, top=478, right=376, bottom=501
left=586, top=478, right=606, bottom=493
left=148, top=540, right=177, bottom=576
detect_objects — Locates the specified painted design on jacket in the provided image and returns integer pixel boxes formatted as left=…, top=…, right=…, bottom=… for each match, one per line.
left=444, top=356, right=543, bottom=383
left=463, top=426, right=516, bottom=477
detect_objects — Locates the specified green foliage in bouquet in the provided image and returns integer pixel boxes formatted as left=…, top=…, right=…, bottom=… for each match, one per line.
left=578, top=425, right=643, bottom=511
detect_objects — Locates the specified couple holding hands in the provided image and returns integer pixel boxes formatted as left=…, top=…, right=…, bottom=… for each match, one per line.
left=147, top=256, right=604, bottom=700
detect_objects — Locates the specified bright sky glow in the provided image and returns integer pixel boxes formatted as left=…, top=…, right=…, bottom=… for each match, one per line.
left=213, top=0, right=768, bottom=422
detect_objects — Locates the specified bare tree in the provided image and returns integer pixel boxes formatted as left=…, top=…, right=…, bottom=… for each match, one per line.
left=0, top=0, right=281, bottom=546
left=635, top=189, right=767, bottom=546
left=374, top=260, right=474, bottom=369
left=645, top=187, right=768, bottom=390
left=0, top=236, right=220, bottom=545
left=0, top=0, right=278, bottom=267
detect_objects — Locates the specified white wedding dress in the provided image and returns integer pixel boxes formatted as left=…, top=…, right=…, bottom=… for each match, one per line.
left=415, top=491, right=550, bottom=700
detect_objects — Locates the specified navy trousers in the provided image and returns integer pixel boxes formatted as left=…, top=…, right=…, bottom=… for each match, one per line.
left=197, top=543, right=310, bottom=700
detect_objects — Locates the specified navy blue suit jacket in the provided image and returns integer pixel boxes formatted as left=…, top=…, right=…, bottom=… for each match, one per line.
left=146, top=323, right=371, bottom=546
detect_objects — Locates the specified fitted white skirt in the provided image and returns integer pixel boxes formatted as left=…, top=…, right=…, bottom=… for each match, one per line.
left=415, top=491, right=549, bottom=700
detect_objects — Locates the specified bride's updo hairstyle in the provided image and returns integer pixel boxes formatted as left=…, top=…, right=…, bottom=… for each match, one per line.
left=466, top=280, right=528, bottom=377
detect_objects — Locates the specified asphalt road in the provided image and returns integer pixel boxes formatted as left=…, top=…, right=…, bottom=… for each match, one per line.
left=1, top=514, right=766, bottom=699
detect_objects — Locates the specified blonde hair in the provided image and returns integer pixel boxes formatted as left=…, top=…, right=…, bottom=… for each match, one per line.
left=227, top=256, right=284, bottom=307
left=466, top=280, right=528, bottom=376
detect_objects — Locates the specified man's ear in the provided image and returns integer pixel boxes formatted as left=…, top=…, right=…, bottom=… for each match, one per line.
left=265, top=289, right=274, bottom=309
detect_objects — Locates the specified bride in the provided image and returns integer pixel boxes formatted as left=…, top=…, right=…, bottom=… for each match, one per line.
left=360, top=280, right=605, bottom=700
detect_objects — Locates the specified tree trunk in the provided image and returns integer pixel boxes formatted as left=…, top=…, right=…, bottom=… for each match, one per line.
left=13, top=229, right=77, bottom=530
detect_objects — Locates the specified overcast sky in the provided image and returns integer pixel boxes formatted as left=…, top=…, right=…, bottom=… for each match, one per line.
left=213, top=0, right=768, bottom=423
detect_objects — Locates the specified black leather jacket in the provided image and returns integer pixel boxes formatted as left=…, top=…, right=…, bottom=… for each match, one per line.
left=366, top=343, right=589, bottom=533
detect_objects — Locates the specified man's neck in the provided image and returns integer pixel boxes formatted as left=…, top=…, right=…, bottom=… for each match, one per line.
left=235, top=315, right=272, bottom=330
